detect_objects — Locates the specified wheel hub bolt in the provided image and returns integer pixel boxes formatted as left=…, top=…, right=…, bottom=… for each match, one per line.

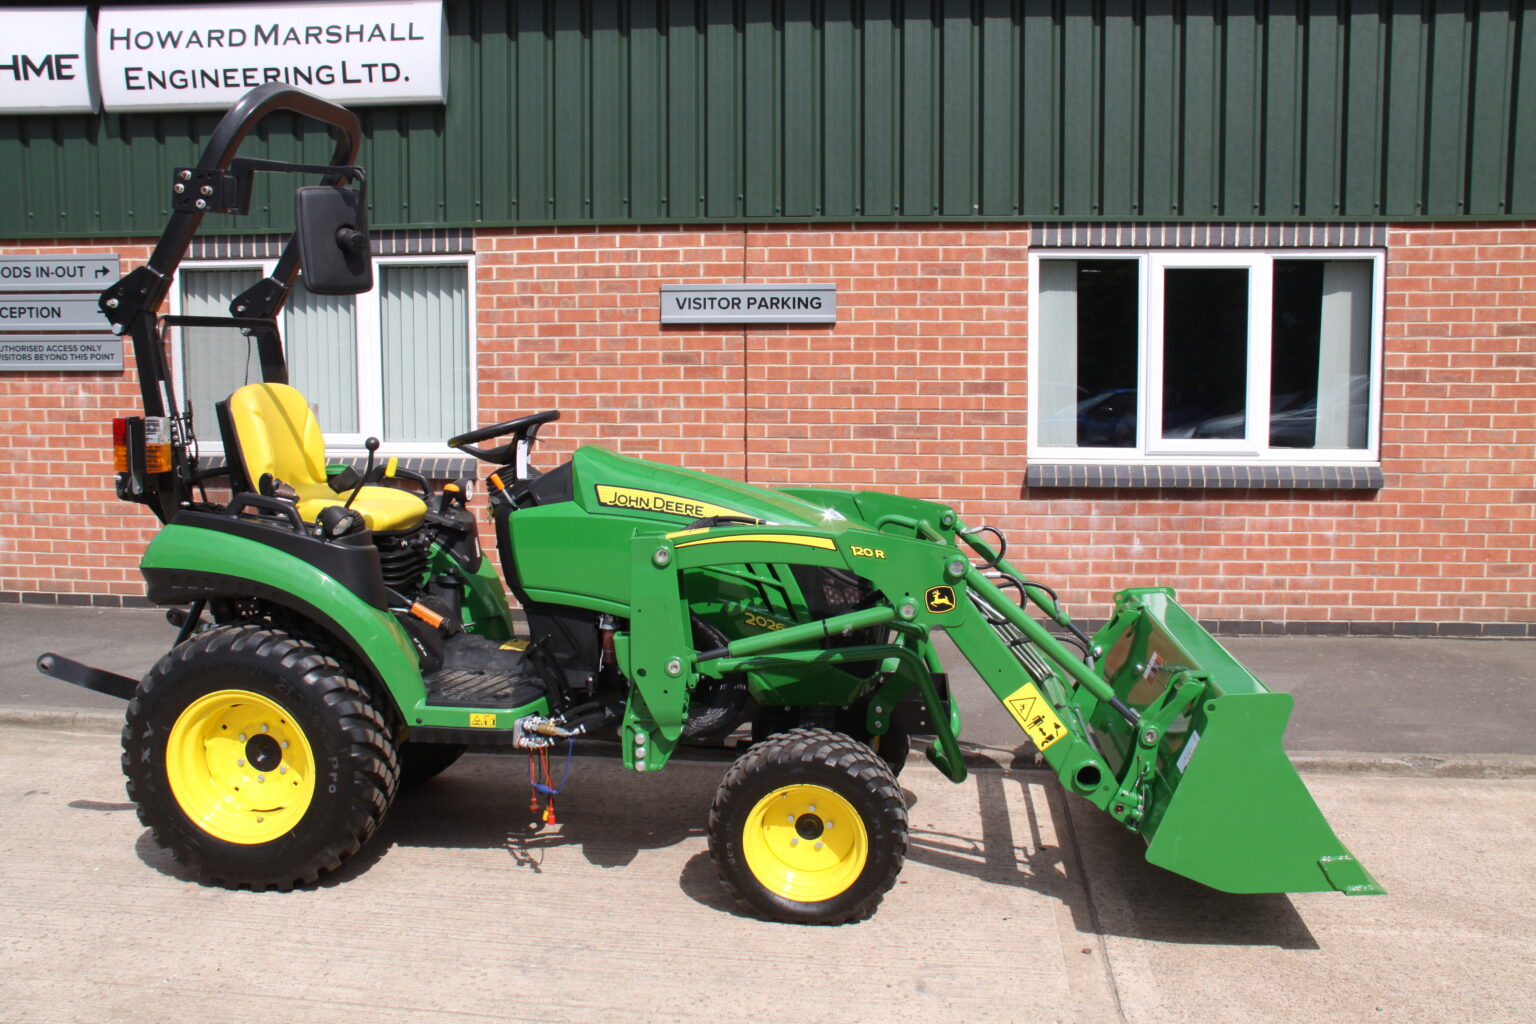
left=236, top=758, right=246, bottom=767
left=815, top=842, right=823, bottom=851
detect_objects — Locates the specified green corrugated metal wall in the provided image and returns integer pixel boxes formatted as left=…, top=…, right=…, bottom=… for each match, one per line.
left=2, top=0, right=1532, bottom=237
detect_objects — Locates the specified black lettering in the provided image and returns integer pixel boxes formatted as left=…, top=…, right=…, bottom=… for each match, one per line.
left=228, top=29, right=246, bottom=47
left=254, top=24, right=278, bottom=46
left=21, top=54, right=52, bottom=80
left=124, top=67, right=144, bottom=90
left=382, top=62, right=401, bottom=83
left=158, top=30, right=183, bottom=48
left=108, top=29, right=131, bottom=50
left=55, top=54, right=78, bottom=80
left=341, top=60, right=361, bottom=84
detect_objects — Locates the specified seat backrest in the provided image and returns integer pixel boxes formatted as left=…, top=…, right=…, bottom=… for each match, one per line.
left=226, top=383, right=328, bottom=490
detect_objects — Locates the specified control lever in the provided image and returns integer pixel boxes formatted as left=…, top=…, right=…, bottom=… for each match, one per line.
left=344, top=436, right=379, bottom=511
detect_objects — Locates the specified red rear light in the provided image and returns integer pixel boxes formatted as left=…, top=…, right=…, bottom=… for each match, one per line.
left=112, top=418, right=129, bottom=473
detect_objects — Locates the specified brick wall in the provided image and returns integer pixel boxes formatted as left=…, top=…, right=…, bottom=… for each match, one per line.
left=3, top=225, right=1533, bottom=634
left=0, top=240, right=155, bottom=605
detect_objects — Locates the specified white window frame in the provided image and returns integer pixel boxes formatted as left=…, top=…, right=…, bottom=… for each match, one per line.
left=169, top=254, right=477, bottom=458
left=1027, top=248, right=1384, bottom=465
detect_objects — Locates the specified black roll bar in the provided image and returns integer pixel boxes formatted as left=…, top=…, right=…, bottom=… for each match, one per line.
left=100, top=84, right=364, bottom=417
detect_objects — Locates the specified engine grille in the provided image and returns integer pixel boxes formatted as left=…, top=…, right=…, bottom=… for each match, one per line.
left=375, top=527, right=428, bottom=591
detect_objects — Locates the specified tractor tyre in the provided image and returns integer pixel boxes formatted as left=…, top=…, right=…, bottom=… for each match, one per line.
left=122, top=624, right=400, bottom=889
left=708, top=727, right=908, bottom=924
left=397, top=742, right=467, bottom=787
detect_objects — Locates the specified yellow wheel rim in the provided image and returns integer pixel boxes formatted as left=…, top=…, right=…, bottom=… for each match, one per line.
left=165, top=689, right=317, bottom=845
left=741, top=784, right=868, bottom=903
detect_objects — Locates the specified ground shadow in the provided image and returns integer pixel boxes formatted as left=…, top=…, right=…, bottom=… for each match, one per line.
left=1054, top=774, right=1320, bottom=949
left=126, top=748, right=1315, bottom=944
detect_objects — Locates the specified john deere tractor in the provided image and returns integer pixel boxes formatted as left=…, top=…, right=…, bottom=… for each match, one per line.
left=40, top=84, right=1381, bottom=925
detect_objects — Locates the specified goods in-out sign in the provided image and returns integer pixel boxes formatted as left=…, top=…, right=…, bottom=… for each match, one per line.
left=0, top=255, right=119, bottom=292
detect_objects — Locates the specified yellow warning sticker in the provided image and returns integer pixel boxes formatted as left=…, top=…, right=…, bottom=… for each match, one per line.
left=469, top=713, right=497, bottom=728
left=499, top=638, right=530, bottom=652
left=1002, top=683, right=1069, bottom=752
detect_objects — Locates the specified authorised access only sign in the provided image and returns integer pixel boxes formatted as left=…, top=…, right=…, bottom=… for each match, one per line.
left=0, top=336, right=123, bottom=372
left=0, top=254, right=119, bottom=291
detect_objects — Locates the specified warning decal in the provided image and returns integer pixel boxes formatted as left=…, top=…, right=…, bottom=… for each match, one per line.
left=1002, top=683, right=1069, bottom=752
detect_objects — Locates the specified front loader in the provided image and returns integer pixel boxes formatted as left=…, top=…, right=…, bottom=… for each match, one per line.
left=40, top=84, right=1381, bottom=925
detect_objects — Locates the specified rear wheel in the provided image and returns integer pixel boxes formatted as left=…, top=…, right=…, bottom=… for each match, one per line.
left=122, top=625, right=400, bottom=889
left=708, top=728, right=907, bottom=924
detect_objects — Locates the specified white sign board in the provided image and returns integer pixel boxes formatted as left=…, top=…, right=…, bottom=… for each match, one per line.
left=97, top=0, right=446, bottom=112
left=660, top=284, right=838, bottom=324
left=0, top=337, right=123, bottom=372
left=0, top=294, right=110, bottom=331
left=0, top=7, right=98, bottom=114
left=0, top=254, right=120, bottom=292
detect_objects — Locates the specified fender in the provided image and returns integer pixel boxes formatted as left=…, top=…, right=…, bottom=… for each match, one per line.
left=140, top=518, right=425, bottom=717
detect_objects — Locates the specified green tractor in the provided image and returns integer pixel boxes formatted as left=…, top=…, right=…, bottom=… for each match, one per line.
left=40, top=85, right=1381, bottom=925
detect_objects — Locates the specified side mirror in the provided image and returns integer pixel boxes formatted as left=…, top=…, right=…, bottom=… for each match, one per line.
left=294, top=182, right=373, bottom=295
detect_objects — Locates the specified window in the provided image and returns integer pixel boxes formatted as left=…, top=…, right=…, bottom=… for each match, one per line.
left=1030, top=250, right=1382, bottom=464
left=173, top=257, right=474, bottom=454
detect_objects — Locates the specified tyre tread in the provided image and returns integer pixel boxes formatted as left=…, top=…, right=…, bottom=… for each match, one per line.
left=708, top=727, right=907, bottom=925
left=122, top=624, right=400, bottom=890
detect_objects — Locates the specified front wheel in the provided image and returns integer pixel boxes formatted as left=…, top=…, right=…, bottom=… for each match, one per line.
left=707, top=728, right=907, bottom=924
left=122, top=625, right=400, bottom=889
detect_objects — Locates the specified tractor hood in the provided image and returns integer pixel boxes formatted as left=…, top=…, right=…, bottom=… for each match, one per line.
left=569, top=445, right=865, bottom=533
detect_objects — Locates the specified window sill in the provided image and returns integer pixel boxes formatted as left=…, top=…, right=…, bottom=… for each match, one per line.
left=1024, top=463, right=1383, bottom=490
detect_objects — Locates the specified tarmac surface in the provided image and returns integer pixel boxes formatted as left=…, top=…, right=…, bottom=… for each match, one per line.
left=2, top=603, right=1534, bottom=1023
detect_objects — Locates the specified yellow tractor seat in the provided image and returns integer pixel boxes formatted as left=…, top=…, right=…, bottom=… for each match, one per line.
left=225, top=383, right=427, bottom=533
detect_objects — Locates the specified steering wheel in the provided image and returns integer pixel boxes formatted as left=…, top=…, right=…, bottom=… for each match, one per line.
left=447, top=410, right=560, bottom=470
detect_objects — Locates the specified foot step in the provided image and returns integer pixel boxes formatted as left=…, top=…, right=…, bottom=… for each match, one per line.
left=424, top=669, right=544, bottom=710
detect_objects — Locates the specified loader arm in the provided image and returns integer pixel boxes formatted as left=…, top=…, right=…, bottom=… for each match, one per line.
left=619, top=499, right=1381, bottom=898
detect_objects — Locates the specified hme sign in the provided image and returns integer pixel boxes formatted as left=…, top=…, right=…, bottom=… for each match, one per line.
left=0, top=2, right=445, bottom=115
left=0, top=8, right=98, bottom=114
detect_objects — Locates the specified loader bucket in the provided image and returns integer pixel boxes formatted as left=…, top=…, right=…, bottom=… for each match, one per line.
left=1094, top=589, right=1383, bottom=895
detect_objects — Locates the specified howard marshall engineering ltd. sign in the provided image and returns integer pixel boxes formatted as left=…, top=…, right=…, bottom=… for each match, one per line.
left=660, top=284, right=836, bottom=325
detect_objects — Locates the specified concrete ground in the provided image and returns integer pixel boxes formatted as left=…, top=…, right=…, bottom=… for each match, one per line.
left=2, top=603, right=1534, bottom=1023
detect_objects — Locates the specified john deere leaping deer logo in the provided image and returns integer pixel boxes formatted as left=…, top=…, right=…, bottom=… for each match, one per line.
left=924, top=586, right=957, bottom=614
